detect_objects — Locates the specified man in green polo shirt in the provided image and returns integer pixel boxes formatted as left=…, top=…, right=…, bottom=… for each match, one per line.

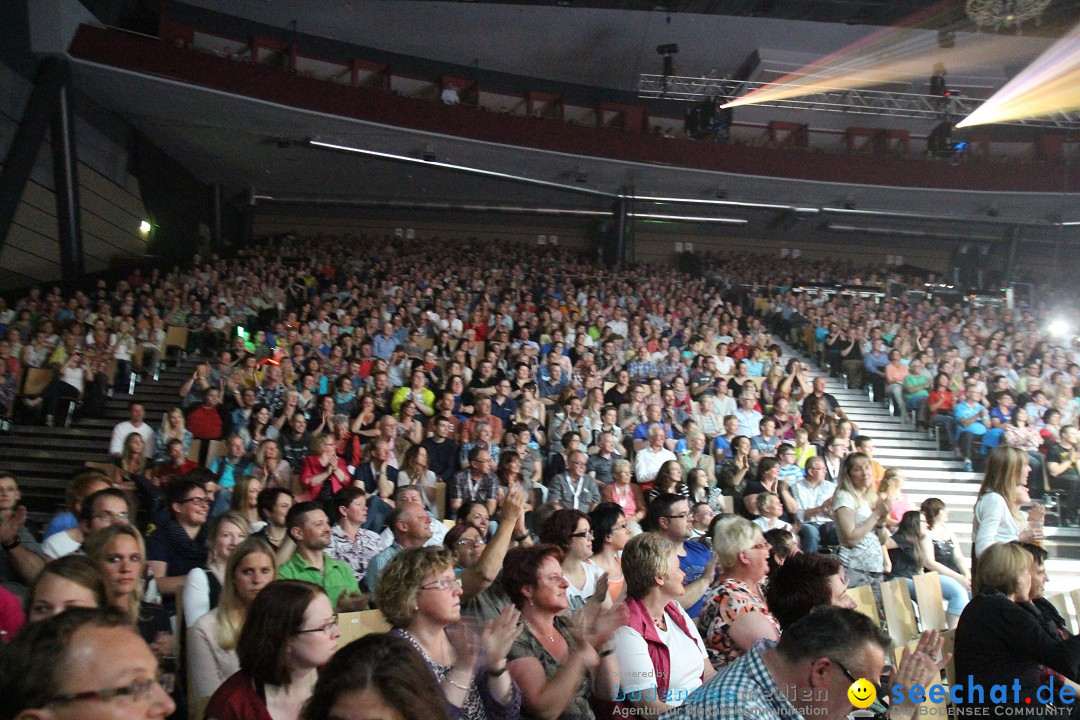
left=278, top=501, right=368, bottom=611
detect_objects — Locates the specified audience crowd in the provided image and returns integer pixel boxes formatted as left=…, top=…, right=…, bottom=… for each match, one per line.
left=1, top=235, right=1079, bottom=719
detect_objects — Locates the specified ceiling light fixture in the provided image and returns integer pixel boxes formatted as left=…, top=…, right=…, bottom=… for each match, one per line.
left=965, top=0, right=1051, bottom=31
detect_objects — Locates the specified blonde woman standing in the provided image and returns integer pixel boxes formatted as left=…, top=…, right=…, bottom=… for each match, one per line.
left=973, top=446, right=1044, bottom=560
left=833, top=452, right=890, bottom=594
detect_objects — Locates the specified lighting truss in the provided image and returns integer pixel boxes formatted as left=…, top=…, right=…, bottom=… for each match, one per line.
left=638, top=74, right=1080, bottom=130
left=965, top=0, right=1053, bottom=31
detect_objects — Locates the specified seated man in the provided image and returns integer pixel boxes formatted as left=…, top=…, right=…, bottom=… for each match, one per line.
left=277, top=501, right=367, bottom=610
left=1, top=607, right=176, bottom=718
left=547, top=450, right=601, bottom=512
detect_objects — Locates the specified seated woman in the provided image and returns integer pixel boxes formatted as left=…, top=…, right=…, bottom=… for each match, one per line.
left=537, top=509, right=606, bottom=612
left=885, top=510, right=969, bottom=629
left=833, top=452, right=889, bottom=595
left=112, top=431, right=149, bottom=491
left=298, top=434, right=350, bottom=503
left=503, top=544, right=624, bottom=720
left=229, top=474, right=264, bottom=530
left=765, top=552, right=856, bottom=630
left=589, top=502, right=630, bottom=605
left=250, top=439, right=293, bottom=491
left=698, top=516, right=781, bottom=671
left=955, top=542, right=1080, bottom=713
left=300, top=632, right=451, bottom=720
left=182, top=511, right=250, bottom=627
left=400, top=444, right=440, bottom=517
left=644, top=461, right=685, bottom=506
left=187, top=537, right=277, bottom=702
left=445, top=485, right=527, bottom=622
left=612, top=532, right=715, bottom=714
left=206, top=579, right=340, bottom=720
left=26, top=554, right=107, bottom=623
left=252, top=487, right=294, bottom=552
left=83, top=524, right=173, bottom=671
left=154, top=407, right=194, bottom=464
left=377, top=546, right=521, bottom=720
left=600, top=460, right=646, bottom=533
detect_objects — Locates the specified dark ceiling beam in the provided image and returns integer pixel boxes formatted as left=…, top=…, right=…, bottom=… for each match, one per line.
left=0, top=57, right=69, bottom=259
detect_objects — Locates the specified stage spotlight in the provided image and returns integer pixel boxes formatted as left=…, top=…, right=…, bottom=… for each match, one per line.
left=1048, top=318, right=1071, bottom=338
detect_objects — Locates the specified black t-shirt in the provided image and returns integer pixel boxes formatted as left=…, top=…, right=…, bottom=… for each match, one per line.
left=604, top=385, right=631, bottom=407
left=1046, top=443, right=1080, bottom=484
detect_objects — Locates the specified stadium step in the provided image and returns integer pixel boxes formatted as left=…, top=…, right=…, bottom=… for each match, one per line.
left=0, top=356, right=202, bottom=531
left=773, top=337, right=1080, bottom=577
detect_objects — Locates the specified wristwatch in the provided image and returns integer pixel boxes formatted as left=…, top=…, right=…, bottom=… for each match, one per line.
left=1, top=536, right=20, bottom=551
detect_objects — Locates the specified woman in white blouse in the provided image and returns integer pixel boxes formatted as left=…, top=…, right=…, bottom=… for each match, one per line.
left=187, top=536, right=277, bottom=701
left=973, top=446, right=1044, bottom=560
left=612, top=532, right=715, bottom=714
left=182, top=511, right=249, bottom=627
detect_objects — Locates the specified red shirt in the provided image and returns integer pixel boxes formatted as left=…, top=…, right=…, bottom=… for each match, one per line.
left=205, top=672, right=273, bottom=720
left=186, top=406, right=223, bottom=440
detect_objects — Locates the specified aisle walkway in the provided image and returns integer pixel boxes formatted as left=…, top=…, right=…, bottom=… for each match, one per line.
left=776, top=340, right=1080, bottom=595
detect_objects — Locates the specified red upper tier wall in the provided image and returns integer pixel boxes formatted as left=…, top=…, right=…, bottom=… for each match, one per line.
left=69, top=25, right=1080, bottom=193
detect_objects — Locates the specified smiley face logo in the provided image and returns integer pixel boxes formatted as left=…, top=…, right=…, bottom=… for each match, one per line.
left=847, top=678, right=877, bottom=709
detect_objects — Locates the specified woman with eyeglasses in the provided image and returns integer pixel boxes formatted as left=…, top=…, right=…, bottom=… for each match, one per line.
left=503, top=543, right=625, bottom=720
left=377, top=546, right=522, bottom=720
left=144, top=479, right=210, bottom=611
left=538, top=509, right=607, bottom=613
left=588, top=502, right=630, bottom=605
left=445, top=485, right=528, bottom=623
left=187, top=537, right=277, bottom=702
left=181, top=511, right=250, bottom=627
left=206, top=579, right=339, bottom=720
left=698, top=516, right=781, bottom=671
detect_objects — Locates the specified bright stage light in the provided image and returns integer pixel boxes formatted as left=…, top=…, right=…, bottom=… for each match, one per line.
left=956, top=20, right=1080, bottom=128
left=721, top=1, right=1053, bottom=112
left=1047, top=318, right=1072, bottom=338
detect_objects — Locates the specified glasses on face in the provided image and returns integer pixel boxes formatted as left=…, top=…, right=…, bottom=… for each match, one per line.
left=832, top=658, right=882, bottom=700
left=180, top=496, right=210, bottom=507
left=47, top=676, right=174, bottom=706
left=296, top=614, right=339, bottom=635
left=571, top=529, right=594, bottom=539
left=612, top=523, right=628, bottom=532
left=456, top=538, right=487, bottom=549
left=92, top=511, right=129, bottom=522
left=420, top=577, right=463, bottom=591
left=663, top=512, right=690, bottom=520
left=749, top=541, right=771, bottom=551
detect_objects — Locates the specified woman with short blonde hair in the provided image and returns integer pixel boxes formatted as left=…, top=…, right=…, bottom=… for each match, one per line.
left=698, top=516, right=780, bottom=671
left=612, top=532, right=715, bottom=716
left=378, top=546, right=521, bottom=720
left=955, top=541, right=1080, bottom=715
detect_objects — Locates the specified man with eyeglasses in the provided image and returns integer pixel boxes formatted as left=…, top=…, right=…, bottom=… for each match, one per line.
left=547, top=450, right=601, bottom=512
left=0, top=606, right=175, bottom=720
left=42, top=487, right=132, bottom=560
left=663, top=607, right=897, bottom=720
left=145, top=479, right=209, bottom=612
left=278, top=501, right=368, bottom=610
left=647, top=493, right=718, bottom=620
